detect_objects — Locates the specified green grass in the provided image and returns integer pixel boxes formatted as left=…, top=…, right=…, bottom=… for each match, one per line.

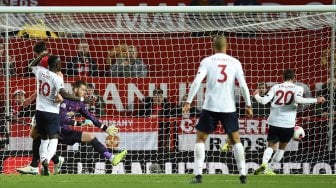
left=0, top=174, right=336, bottom=188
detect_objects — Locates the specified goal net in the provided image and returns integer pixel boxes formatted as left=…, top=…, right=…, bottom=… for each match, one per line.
left=0, top=7, right=335, bottom=175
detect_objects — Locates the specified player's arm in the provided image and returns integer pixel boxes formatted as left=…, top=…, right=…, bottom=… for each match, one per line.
left=236, top=63, right=252, bottom=106
left=27, top=52, right=49, bottom=69
left=79, top=103, right=118, bottom=136
left=295, top=87, right=325, bottom=104
left=22, top=91, right=37, bottom=108
left=254, top=86, right=275, bottom=105
left=78, top=103, right=102, bottom=127
left=186, top=62, right=207, bottom=105
left=236, top=63, right=253, bottom=117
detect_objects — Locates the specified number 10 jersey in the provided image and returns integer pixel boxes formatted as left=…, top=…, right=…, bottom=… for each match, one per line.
left=32, top=66, right=64, bottom=114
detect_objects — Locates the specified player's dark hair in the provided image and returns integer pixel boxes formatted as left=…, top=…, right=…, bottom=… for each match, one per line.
left=283, top=69, right=295, bottom=81
left=47, top=55, right=60, bottom=72
left=33, top=41, right=47, bottom=54
left=72, top=80, right=87, bottom=89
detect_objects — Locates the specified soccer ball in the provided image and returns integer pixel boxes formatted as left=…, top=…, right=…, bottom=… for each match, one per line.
left=293, top=126, right=305, bottom=141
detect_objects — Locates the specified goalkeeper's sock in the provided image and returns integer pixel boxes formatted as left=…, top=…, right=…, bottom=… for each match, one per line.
left=194, top=143, right=205, bottom=176
left=270, top=150, right=284, bottom=169
left=47, top=139, right=58, bottom=163
left=233, top=143, right=246, bottom=176
left=90, top=137, right=111, bottom=159
left=39, top=139, right=49, bottom=162
left=31, top=138, right=41, bottom=168
left=262, top=147, right=274, bottom=164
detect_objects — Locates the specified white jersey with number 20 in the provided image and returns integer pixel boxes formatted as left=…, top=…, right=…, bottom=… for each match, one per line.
left=255, top=82, right=317, bottom=128
left=32, top=66, right=64, bottom=114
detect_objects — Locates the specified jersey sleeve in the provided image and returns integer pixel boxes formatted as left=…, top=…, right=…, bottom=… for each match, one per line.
left=79, top=103, right=102, bottom=127
left=235, top=62, right=251, bottom=106
left=186, top=59, right=207, bottom=103
left=294, top=86, right=317, bottom=104
left=53, top=75, right=65, bottom=92
left=31, top=66, right=40, bottom=75
left=254, top=85, right=275, bottom=105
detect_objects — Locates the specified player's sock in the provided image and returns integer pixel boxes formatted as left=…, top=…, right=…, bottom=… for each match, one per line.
left=30, top=138, right=41, bottom=168
left=90, top=137, right=112, bottom=159
left=46, top=139, right=58, bottom=163
left=262, top=147, right=274, bottom=164
left=39, top=139, right=49, bottom=162
left=51, top=154, right=60, bottom=164
left=270, top=150, right=284, bottom=169
left=194, top=143, right=205, bottom=176
left=233, top=143, right=246, bottom=176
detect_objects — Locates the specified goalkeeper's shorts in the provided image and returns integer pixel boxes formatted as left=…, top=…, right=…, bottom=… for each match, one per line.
left=58, top=127, right=82, bottom=145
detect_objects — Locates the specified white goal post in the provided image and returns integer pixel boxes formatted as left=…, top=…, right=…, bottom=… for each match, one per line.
left=0, top=5, right=336, bottom=175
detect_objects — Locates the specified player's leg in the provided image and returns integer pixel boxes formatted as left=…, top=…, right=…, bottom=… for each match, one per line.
left=17, top=127, right=40, bottom=175
left=50, top=153, right=64, bottom=175
left=39, top=111, right=60, bottom=176
left=189, top=110, right=214, bottom=184
left=268, top=127, right=294, bottom=173
left=254, top=125, right=279, bottom=175
left=229, top=131, right=247, bottom=183
left=46, top=133, right=59, bottom=162
left=34, top=110, right=50, bottom=175
left=222, top=112, right=247, bottom=184
left=81, top=131, right=127, bottom=166
left=254, top=141, right=277, bottom=175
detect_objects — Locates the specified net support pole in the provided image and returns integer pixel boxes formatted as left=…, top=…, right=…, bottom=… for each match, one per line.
left=328, top=2, right=336, bottom=151
left=5, top=13, right=10, bottom=150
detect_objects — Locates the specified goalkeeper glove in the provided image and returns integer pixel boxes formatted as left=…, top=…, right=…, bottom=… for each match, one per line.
left=101, top=124, right=119, bottom=136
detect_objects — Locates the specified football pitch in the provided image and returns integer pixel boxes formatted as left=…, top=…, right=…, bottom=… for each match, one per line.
left=0, top=174, right=335, bottom=188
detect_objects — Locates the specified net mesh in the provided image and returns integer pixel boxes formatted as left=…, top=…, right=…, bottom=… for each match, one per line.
left=0, top=11, right=335, bottom=174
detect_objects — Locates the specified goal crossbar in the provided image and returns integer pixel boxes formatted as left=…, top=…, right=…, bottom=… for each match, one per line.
left=0, top=5, right=335, bottom=14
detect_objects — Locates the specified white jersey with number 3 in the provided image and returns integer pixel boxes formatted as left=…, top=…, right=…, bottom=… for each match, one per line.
left=32, top=66, right=64, bottom=114
left=255, top=82, right=317, bottom=128
left=186, top=53, right=251, bottom=112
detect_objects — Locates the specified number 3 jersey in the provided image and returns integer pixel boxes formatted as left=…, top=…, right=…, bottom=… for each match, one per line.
left=255, top=81, right=317, bottom=128
left=32, top=66, right=64, bottom=114
left=186, top=53, right=251, bottom=113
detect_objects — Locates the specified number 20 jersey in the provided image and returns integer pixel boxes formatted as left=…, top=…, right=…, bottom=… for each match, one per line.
left=266, top=82, right=304, bottom=128
left=32, top=66, right=64, bottom=114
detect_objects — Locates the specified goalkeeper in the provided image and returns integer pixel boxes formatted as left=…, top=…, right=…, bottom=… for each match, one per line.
left=18, top=80, right=127, bottom=175
left=56, top=80, right=127, bottom=167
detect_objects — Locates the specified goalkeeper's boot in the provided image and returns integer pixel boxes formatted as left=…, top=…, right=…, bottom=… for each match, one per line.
left=239, top=175, right=247, bottom=184
left=16, top=165, right=39, bottom=175
left=189, top=175, right=202, bottom=184
left=264, top=168, right=276, bottom=175
left=53, top=156, right=64, bottom=175
left=111, top=150, right=127, bottom=166
left=41, top=159, right=50, bottom=176
left=254, top=163, right=267, bottom=175
left=220, top=142, right=232, bottom=152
